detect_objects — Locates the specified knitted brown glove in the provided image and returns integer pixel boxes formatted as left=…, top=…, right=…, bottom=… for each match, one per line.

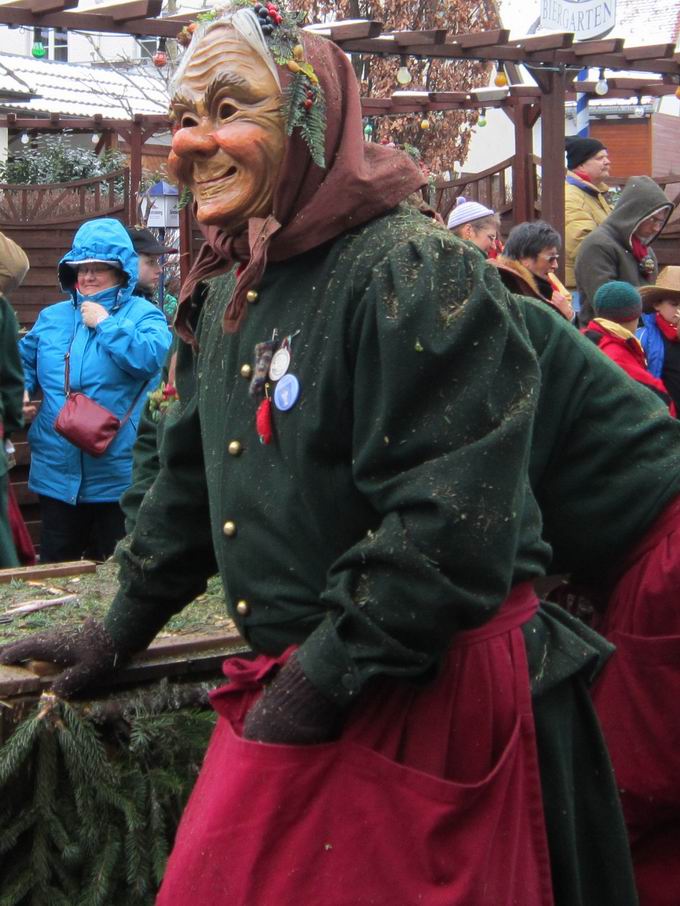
left=0, top=618, right=124, bottom=698
left=242, top=654, right=344, bottom=745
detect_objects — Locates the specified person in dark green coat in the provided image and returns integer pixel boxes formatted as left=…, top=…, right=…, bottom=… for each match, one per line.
left=0, top=10, right=638, bottom=906
left=0, top=230, right=29, bottom=568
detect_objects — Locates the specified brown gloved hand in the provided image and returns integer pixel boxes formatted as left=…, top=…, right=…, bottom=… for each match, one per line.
left=243, top=654, right=344, bottom=745
left=0, top=618, right=123, bottom=698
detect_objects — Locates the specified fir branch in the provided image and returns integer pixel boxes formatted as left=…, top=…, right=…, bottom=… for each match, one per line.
left=0, top=806, right=37, bottom=856
left=0, top=713, right=42, bottom=785
left=78, top=833, right=122, bottom=906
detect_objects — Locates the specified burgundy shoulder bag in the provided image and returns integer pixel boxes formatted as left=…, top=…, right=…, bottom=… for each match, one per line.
left=54, top=350, right=147, bottom=458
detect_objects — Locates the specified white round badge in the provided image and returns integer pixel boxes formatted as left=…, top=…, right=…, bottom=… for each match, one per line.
left=269, top=346, right=291, bottom=382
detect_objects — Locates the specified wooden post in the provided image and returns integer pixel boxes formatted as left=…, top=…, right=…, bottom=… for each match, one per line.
left=128, top=116, right=143, bottom=225
left=534, top=66, right=568, bottom=281
left=506, top=96, right=536, bottom=225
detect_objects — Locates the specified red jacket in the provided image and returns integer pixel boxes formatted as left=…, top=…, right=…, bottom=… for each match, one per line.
left=582, top=319, right=676, bottom=416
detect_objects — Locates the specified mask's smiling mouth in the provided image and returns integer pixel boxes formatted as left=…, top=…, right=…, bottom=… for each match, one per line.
left=196, top=166, right=239, bottom=199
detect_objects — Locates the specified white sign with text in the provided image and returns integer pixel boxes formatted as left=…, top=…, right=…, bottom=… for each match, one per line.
left=540, top=0, right=616, bottom=40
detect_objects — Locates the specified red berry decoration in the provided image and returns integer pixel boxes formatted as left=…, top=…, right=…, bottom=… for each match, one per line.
left=303, top=98, right=313, bottom=110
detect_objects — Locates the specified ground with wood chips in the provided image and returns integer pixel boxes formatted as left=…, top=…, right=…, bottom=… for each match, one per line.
left=0, top=560, right=234, bottom=646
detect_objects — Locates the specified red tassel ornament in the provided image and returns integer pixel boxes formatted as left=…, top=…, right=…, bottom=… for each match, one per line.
left=256, top=396, right=273, bottom=445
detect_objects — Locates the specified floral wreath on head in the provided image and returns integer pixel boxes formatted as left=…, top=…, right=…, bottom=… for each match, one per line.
left=174, top=1, right=326, bottom=168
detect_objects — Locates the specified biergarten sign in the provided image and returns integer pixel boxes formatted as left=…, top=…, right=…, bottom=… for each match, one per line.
left=539, top=0, right=617, bottom=40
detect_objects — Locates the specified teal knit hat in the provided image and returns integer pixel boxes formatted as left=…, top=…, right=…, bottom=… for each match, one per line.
left=593, top=281, right=642, bottom=323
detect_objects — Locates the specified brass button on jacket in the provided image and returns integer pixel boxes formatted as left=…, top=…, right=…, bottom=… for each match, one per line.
left=236, top=599, right=250, bottom=616
left=222, top=520, right=237, bottom=537
left=228, top=440, right=242, bottom=456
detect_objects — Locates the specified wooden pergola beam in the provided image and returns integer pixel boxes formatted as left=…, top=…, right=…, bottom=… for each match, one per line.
left=0, top=114, right=170, bottom=129
left=0, top=6, right=183, bottom=36
left=4, top=0, right=78, bottom=14
left=566, top=79, right=677, bottom=98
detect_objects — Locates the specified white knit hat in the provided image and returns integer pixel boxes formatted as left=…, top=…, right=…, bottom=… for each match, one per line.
left=447, top=197, right=495, bottom=230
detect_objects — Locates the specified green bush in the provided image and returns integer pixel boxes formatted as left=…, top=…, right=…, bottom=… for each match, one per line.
left=0, top=134, right=126, bottom=185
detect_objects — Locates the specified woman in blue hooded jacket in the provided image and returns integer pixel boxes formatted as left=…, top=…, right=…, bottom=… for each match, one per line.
left=20, top=218, right=172, bottom=562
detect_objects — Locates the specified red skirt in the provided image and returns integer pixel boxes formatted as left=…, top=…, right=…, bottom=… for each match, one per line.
left=157, top=584, right=554, bottom=906
left=592, top=494, right=680, bottom=906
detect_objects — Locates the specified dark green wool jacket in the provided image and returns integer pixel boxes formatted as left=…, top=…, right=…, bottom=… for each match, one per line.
left=120, top=337, right=181, bottom=535
left=0, top=293, right=24, bottom=568
left=108, top=206, right=554, bottom=704
left=0, top=294, right=24, bottom=478
left=518, top=294, right=680, bottom=582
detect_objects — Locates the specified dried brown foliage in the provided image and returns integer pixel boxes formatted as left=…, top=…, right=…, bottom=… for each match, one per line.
left=297, top=0, right=501, bottom=173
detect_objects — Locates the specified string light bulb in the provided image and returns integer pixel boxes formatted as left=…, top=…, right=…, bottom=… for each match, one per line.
left=153, top=37, right=168, bottom=67
left=20, top=133, right=30, bottom=145
left=396, top=55, right=412, bottom=86
left=594, top=69, right=609, bottom=96
left=363, top=121, right=373, bottom=140
left=31, top=28, right=46, bottom=58
left=420, top=119, right=430, bottom=130
left=634, top=97, right=645, bottom=117
left=478, top=109, right=487, bottom=127
left=494, top=64, right=507, bottom=88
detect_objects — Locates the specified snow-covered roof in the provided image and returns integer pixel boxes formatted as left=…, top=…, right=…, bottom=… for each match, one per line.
left=0, top=52, right=169, bottom=119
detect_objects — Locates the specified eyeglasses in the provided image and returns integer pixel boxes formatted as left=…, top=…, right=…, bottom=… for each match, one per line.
left=76, top=264, right=114, bottom=275
left=539, top=253, right=560, bottom=264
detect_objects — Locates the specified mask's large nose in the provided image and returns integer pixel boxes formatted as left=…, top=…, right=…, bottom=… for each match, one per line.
left=171, top=125, right=219, bottom=159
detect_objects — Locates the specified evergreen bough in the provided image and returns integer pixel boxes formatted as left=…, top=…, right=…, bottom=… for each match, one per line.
left=0, top=682, right=216, bottom=905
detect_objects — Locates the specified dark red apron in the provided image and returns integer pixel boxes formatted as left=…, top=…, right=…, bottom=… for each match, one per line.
left=592, top=494, right=680, bottom=906
left=157, top=584, right=554, bottom=906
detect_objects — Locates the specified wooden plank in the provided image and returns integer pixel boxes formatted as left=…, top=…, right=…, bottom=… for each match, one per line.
left=392, top=29, right=447, bottom=46
left=0, top=6, right=182, bottom=38
left=0, top=561, right=97, bottom=584
left=571, top=38, right=625, bottom=56
left=5, top=0, right=78, bottom=12
left=623, top=43, right=676, bottom=62
left=0, top=630, right=249, bottom=698
left=511, top=32, right=574, bottom=52
left=453, top=28, right=509, bottom=48
left=307, top=19, right=382, bottom=40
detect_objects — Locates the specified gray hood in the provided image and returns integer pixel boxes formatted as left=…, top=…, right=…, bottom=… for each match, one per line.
left=605, top=175, right=673, bottom=249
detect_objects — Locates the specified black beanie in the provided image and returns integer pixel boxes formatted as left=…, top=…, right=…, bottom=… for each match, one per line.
left=565, top=136, right=606, bottom=170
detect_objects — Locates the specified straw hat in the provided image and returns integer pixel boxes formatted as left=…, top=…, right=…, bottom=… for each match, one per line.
left=639, top=266, right=680, bottom=311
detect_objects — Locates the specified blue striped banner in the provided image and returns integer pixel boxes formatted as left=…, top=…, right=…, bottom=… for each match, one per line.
left=575, top=67, right=589, bottom=137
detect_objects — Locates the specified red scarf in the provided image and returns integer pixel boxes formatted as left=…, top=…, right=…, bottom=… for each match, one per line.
left=573, top=168, right=594, bottom=184
left=631, top=236, right=649, bottom=262
left=655, top=311, right=679, bottom=342
left=175, top=33, right=426, bottom=343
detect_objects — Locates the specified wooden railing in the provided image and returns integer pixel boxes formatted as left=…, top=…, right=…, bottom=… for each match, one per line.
left=432, top=157, right=518, bottom=224
left=0, top=168, right=129, bottom=226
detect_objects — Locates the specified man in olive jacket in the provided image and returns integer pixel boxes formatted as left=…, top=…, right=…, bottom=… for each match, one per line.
left=575, top=174, right=672, bottom=324
left=564, top=136, right=612, bottom=297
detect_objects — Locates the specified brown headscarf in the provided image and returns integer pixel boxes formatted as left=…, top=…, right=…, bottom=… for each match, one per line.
left=175, top=28, right=426, bottom=342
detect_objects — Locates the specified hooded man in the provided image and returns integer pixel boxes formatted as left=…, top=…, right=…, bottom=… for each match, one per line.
left=564, top=137, right=612, bottom=300
left=0, top=7, right=637, bottom=906
left=575, top=174, right=673, bottom=324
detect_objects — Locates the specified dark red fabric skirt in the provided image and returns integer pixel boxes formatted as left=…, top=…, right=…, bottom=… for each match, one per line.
left=8, top=480, right=36, bottom=566
left=157, top=584, right=554, bottom=906
left=592, top=494, right=680, bottom=906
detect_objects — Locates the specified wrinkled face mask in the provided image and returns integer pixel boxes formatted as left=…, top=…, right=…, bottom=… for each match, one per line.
left=168, top=22, right=286, bottom=231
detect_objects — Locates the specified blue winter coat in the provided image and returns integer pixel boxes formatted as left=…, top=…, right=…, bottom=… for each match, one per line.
left=20, top=218, right=172, bottom=504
